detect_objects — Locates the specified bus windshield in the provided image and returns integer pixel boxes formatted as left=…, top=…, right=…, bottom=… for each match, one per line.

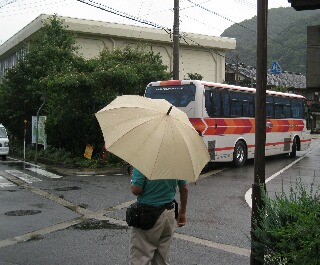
left=145, top=84, right=196, bottom=107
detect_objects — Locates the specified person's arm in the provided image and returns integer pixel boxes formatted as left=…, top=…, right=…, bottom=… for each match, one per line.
left=130, top=168, right=145, bottom=196
left=177, top=184, right=188, bottom=227
left=131, top=185, right=143, bottom=196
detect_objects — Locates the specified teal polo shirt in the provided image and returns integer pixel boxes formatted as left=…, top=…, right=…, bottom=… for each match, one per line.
left=131, top=168, right=187, bottom=207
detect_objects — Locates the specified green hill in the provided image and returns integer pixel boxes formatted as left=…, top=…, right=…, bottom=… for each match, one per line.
left=221, top=7, right=320, bottom=74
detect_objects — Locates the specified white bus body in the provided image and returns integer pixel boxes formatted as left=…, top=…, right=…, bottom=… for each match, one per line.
left=145, top=80, right=311, bottom=167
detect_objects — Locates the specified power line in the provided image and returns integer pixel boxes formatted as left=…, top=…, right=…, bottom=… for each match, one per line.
left=0, top=0, right=70, bottom=16
left=76, top=0, right=171, bottom=34
left=185, top=0, right=256, bottom=34
left=0, top=0, right=18, bottom=9
left=185, top=0, right=305, bottom=57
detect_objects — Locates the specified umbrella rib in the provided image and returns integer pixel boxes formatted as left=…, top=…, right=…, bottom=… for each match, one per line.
left=171, top=119, right=197, bottom=179
left=148, top=117, right=169, bottom=180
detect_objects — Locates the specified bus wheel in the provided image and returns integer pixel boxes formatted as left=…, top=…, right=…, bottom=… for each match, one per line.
left=233, top=141, right=247, bottom=167
left=289, top=137, right=297, bottom=158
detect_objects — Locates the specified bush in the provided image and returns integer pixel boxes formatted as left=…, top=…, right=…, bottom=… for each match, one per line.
left=252, top=180, right=320, bottom=264
left=9, top=140, right=125, bottom=168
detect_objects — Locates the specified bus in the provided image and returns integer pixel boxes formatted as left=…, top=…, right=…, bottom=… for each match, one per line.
left=145, top=80, right=312, bottom=167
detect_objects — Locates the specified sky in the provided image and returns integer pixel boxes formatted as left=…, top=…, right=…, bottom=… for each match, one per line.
left=0, top=0, right=291, bottom=45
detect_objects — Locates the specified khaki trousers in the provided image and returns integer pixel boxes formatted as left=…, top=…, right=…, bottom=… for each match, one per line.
left=129, top=208, right=176, bottom=265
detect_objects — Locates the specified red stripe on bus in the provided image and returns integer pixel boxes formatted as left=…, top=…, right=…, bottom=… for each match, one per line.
left=189, top=118, right=305, bottom=135
left=159, top=80, right=182, bottom=86
left=214, top=141, right=295, bottom=152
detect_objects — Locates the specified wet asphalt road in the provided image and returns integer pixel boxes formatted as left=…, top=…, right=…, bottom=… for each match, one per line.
left=0, top=137, right=319, bottom=265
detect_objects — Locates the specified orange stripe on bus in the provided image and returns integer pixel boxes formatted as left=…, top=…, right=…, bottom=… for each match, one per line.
left=189, top=118, right=305, bottom=135
left=159, top=80, right=182, bottom=86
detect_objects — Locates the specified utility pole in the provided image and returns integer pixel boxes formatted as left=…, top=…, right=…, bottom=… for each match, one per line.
left=235, top=54, right=239, bottom=86
left=173, top=0, right=179, bottom=80
left=250, top=1, right=268, bottom=264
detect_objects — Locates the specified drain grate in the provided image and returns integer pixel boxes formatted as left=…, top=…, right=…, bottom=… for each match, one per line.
left=5, top=210, right=42, bottom=216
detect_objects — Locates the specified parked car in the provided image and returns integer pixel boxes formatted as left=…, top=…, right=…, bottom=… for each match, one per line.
left=0, top=124, right=9, bottom=160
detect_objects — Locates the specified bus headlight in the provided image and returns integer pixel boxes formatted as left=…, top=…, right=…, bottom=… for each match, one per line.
left=4, top=142, right=9, bottom=147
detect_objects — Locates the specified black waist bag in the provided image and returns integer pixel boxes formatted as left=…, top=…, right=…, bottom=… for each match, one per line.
left=126, top=203, right=170, bottom=230
left=140, top=205, right=165, bottom=230
left=126, top=202, right=141, bottom=228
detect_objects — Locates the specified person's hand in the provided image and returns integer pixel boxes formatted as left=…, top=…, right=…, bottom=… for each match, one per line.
left=177, top=212, right=186, bottom=227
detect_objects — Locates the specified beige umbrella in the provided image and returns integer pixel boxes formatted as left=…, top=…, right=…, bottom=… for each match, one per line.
left=95, top=95, right=210, bottom=182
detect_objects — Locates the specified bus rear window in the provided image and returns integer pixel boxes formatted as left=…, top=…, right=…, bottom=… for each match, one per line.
left=145, top=84, right=196, bottom=107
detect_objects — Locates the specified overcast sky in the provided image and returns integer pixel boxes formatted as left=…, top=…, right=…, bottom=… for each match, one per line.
left=0, top=0, right=291, bottom=44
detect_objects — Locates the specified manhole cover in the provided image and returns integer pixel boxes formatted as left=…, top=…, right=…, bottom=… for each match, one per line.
left=5, top=210, right=42, bottom=216
left=54, top=186, right=81, bottom=191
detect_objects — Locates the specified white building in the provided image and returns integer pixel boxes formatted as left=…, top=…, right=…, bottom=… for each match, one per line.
left=0, top=14, right=236, bottom=82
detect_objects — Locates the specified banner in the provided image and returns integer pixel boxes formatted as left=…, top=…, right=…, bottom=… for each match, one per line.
left=84, top=144, right=93, bottom=159
left=32, top=116, right=46, bottom=145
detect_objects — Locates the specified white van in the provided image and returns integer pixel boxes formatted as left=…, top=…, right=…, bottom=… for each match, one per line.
left=0, top=124, right=9, bottom=160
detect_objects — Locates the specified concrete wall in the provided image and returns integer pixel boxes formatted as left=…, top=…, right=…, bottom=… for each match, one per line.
left=0, top=14, right=236, bottom=82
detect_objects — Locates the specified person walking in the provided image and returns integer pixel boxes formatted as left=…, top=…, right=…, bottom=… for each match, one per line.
left=129, top=168, right=189, bottom=265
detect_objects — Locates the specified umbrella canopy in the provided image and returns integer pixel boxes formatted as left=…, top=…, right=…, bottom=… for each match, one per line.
left=95, top=95, right=210, bottom=182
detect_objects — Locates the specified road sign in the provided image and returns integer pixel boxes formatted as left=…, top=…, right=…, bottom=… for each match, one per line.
left=270, top=61, right=282, bottom=74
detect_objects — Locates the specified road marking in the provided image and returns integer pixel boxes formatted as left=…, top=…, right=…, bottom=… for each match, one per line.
left=0, top=194, right=252, bottom=258
left=0, top=176, right=16, bottom=187
left=5, top=170, right=42, bottom=184
left=27, top=167, right=62, bottom=179
left=0, top=164, right=248, bottom=257
left=174, top=233, right=250, bottom=257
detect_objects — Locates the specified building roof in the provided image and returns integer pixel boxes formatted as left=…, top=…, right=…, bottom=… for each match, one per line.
left=0, top=14, right=236, bottom=59
left=226, top=63, right=306, bottom=89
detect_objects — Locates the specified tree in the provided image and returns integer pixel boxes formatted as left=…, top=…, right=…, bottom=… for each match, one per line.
left=186, top=72, right=203, bottom=80
left=0, top=17, right=171, bottom=156
left=0, top=14, right=79, bottom=143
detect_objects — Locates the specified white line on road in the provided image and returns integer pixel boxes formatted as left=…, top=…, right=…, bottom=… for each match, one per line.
left=5, top=170, right=42, bottom=184
left=27, top=167, right=62, bottom=179
left=174, top=233, right=250, bottom=257
left=0, top=176, right=16, bottom=188
left=1, top=163, right=249, bottom=257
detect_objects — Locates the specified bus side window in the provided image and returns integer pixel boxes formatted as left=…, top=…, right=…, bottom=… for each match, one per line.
left=212, top=89, right=221, bottom=117
left=231, top=100, right=242, bottom=116
left=283, top=101, right=291, bottom=118
left=291, top=99, right=304, bottom=119
left=221, top=90, right=230, bottom=117
left=242, top=94, right=254, bottom=117
left=249, top=95, right=255, bottom=117
left=230, top=92, right=253, bottom=117
left=274, top=96, right=291, bottom=118
left=205, top=90, right=214, bottom=117
left=266, top=96, right=274, bottom=118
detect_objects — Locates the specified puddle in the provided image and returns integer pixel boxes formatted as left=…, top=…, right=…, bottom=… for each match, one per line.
left=70, top=219, right=126, bottom=230
left=54, top=186, right=81, bottom=191
left=5, top=210, right=42, bottom=216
